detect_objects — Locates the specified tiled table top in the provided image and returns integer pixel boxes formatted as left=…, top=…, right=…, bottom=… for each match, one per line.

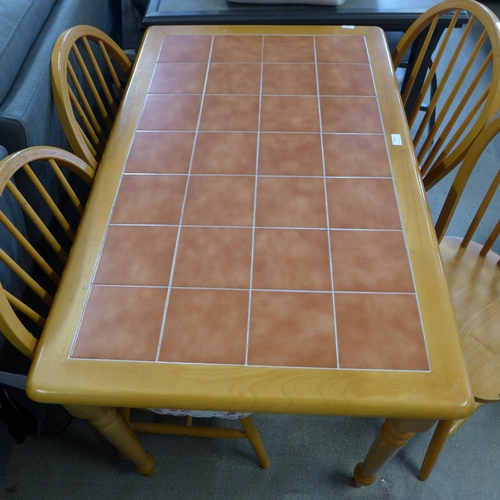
left=71, top=33, right=429, bottom=372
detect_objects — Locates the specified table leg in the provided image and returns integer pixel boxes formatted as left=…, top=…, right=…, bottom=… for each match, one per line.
left=64, top=404, right=156, bottom=476
left=353, top=418, right=435, bottom=487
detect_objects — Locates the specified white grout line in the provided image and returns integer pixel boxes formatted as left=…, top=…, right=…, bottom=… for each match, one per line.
left=245, top=36, right=265, bottom=366
left=313, top=35, right=340, bottom=369
left=154, top=35, right=216, bottom=362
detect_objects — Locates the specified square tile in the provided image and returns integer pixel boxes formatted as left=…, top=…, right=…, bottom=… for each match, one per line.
left=94, top=225, right=178, bottom=286
left=72, top=286, right=167, bottom=361
left=317, top=64, right=375, bottom=96
left=326, top=178, right=401, bottom=229
left=320, top=97, right=382, bottom=133
left=125, top=132, right=194, bottom=174
left=200, top=96, right=260, bottom=131
left=258, top=133, right=323, bottom=176
left=149, top=63, right=207, bottom=94
left=263, top=36, right=315, bottom=62
left=211, top=35, right=263, bottom=62
left=262, top=64, right=317, bottom=95
left=252, top=229, right=332, bottom=290
left=172, top=227, right=252, bottom=288
left=261, top=96, right=320, bottom=132
left=256, top=177, right=327, bottom=228
left=330, top=230, right=415, bottom=292
left=323, top=134, right=390, bottom=177
left=315, top=36, right=369, bottom=64
left=191, top=132, right=257, bottom=174
left=158, top=35, right=212, bottom=62
left=138, top=95, right=202, bottom=131
left=248, top=291, right=336, bottom=367
left=159, top=288, right=249, bottom=364
left=335, top=293, right=428, bottom=370
left=111, top=175, right=187, bottom=225
left=206, top=63, right=261, bottom=94
left=182, top=176, right=255, bottom=226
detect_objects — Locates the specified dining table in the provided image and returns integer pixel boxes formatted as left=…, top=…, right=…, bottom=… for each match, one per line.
left=26, top=24, right=473, bottom=485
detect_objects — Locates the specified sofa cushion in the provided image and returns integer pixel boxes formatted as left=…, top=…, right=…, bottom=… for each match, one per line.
left=0, top=0, right=57, bottom=105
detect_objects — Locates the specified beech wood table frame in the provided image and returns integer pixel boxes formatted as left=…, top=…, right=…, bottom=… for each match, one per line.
left=27, top=25, right=473, bottom=484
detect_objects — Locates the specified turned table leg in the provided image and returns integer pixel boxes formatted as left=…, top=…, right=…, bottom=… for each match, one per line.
left=65, top=404, right=156, bottom=476
left=353, top=418, right=435, bottom=487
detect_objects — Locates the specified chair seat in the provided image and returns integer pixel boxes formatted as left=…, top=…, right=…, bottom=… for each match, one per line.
left=441, top=236, right=500, bottom=403
left=148, top=408, right=252, bottom=420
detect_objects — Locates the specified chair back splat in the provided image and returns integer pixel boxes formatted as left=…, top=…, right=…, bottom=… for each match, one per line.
left=51, top=25, right=133, bottom=170
left=392, top=0, right=500, bottom=190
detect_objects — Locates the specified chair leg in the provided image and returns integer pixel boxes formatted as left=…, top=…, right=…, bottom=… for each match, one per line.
left=418, top=419, right=454, bottom=481
left=240, top=416, right=270, bottom=469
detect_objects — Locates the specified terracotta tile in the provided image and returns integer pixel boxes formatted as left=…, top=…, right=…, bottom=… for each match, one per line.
left=211, top=35, right=263, bottom=62
left=330, top=230, right=415, bottom=292
left=138, top=95, right=202, bottom=131
left=320, top=97, right=382, bottom=133
left=172, top=227, right=252, bottom=288
left=111, top=175, right=187, bottom=225
left=149, top=63, right=207, bottom=94
left=206, top=63, right=261, bottom=94
left=261, top=96, right=320, bottom=132
left=252, top=229, right=332, bottom=290
left=158, top=35, right=212, bottom=62
left=94, top=225, right=178, bottom=286
left=183, top=176, right=255, bottom=226
left=262, top=64, right=317, bottom=95
left=159, top=289, right=248, bottom=364
left=323, top=134, right=390, bottom=177
left=263, top=36, right=315, bottom=62
left=326, top=178, right=401, bottom=229
left=248, top=291, right=336, bottom=367
left=315, top=35, right=369, bottom=64
left=256, top=177, right=327, bottom=228
left=258, top=133, right=323, bottom=176
left=191, top=132, right=257, bottom=174
left=125, top=132, right=194, bottom=174
left=318, top=64, right=375, bottom=96
left=200, top=96, right=259, bottom=131
left=335, top=293, right=429, bottom=370
left=72, top=286, right=166, bottom=361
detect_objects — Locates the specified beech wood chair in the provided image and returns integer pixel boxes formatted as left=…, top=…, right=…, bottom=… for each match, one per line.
left=51, top=25, right=133, bottom=170
left=392, top=0, right=500, bottom=190
left=418, top=114, right=500, bottom=480
left=0, top=146, right=94, bottom=359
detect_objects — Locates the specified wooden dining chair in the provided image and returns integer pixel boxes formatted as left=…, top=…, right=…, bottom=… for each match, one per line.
left=0, top=146, right=94, bottom=359
left=51, top=25, right=133, bottom=170
left=120, top=407, right=270, bottom=469
left=392, top=0, right=500, bottom=190
left=418, top=114, right=500, bottom=480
